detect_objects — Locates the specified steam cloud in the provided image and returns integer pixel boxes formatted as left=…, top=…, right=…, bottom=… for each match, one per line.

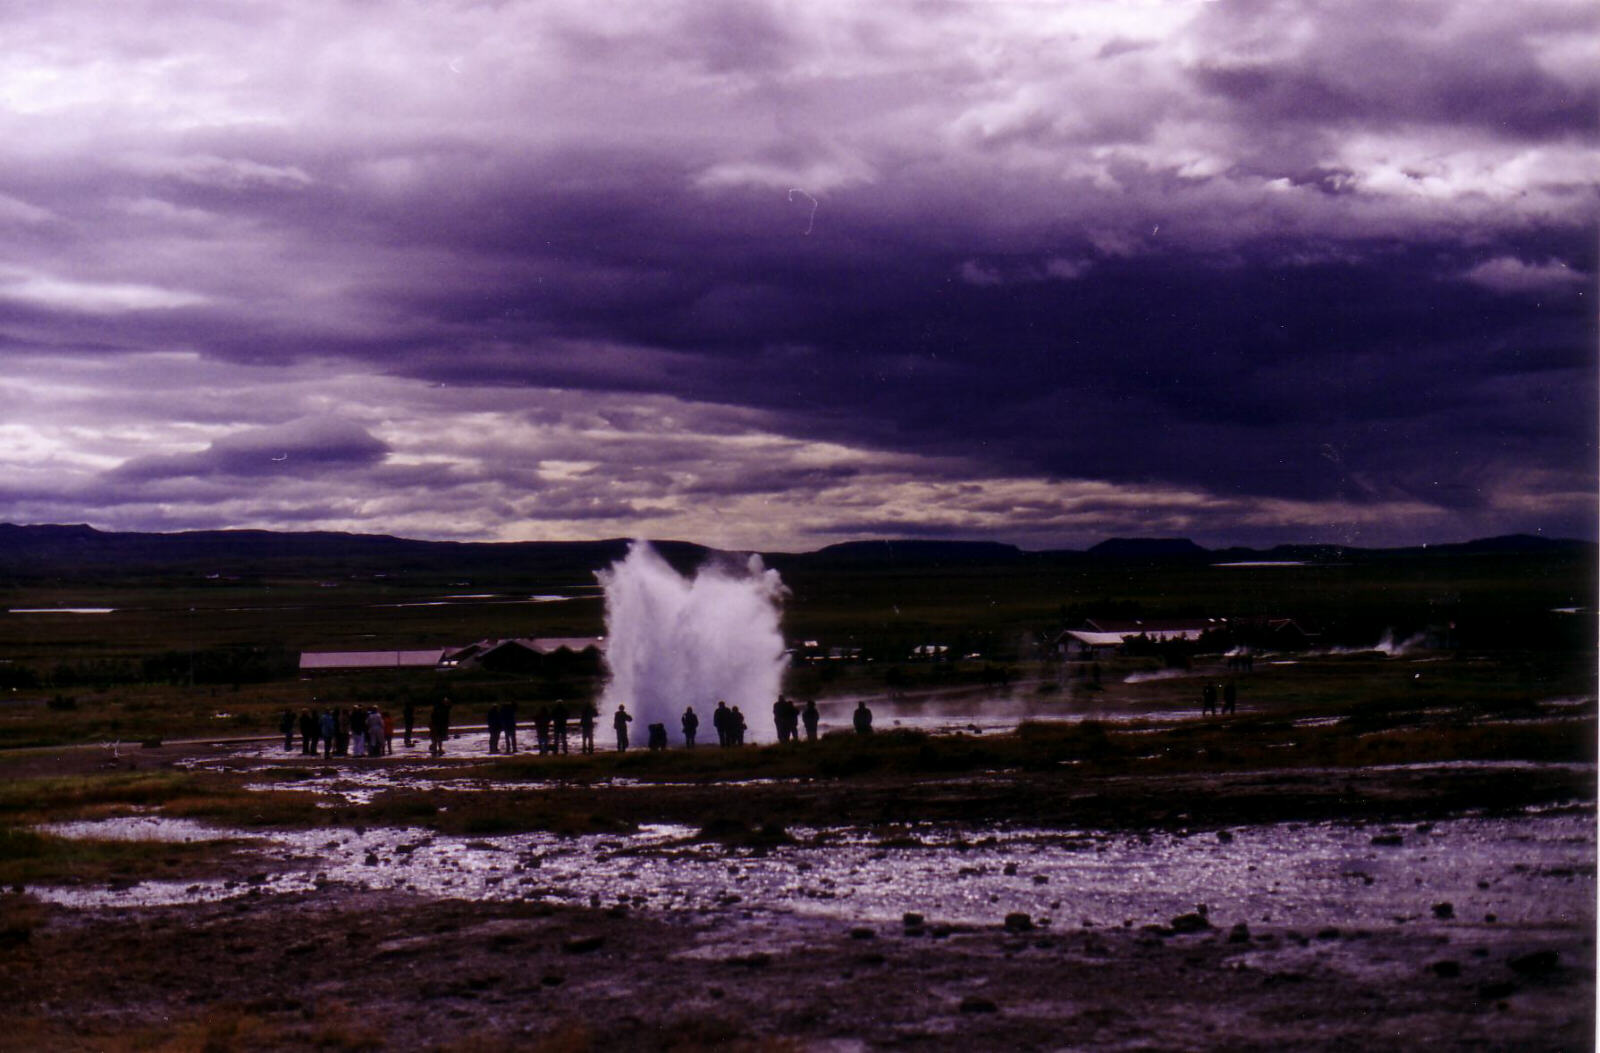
left=597, top=541, right=790, bottom=744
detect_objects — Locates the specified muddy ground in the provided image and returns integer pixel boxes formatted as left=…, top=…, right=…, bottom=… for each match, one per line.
left=1, top=742, right=1594, bottom=1052
left=3, top=884, right=1591, bottom=1052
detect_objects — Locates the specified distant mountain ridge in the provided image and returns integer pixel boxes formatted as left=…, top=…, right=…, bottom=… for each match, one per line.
left=0, top=523, right=1590, bottom=582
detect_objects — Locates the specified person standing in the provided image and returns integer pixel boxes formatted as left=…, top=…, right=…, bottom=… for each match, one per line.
left=613, top=705, right=633, bottom=752
left=773, top=696, right=788, bottom=744
left=853, top=701, right=873, bottom=735
left=534, top=705, right=551, bottom=755
left=487, top=703, right=502, bottom=754
left=802, top=699, right=820, bottom=742
left=731, top=705, right=746, bottom=745
left=579, top=701, right=596, bottom=754
left=402, top=697, right=417, bottom=747
left=280, top=708, right=296, bottom=752
left=551, top=700, right=568, bottom=755
left=714, top=700, right=731, bottom=747
left=503, top=700, right=519, bottom=753
left=430, top=697, right=452, bottom=756
left=681, top=706, right=699, bottom=748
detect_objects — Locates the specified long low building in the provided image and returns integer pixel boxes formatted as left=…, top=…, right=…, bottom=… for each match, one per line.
left=299, top=649, right=447, bottom=671
left=300, top=637, right=605, bottom=673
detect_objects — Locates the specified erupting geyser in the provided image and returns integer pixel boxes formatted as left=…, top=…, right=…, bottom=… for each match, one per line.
left=597, top=541, right=789, bottom=743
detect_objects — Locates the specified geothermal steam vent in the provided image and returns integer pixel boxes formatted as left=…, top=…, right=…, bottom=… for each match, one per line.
left=598, top=541, right=790, bottom=743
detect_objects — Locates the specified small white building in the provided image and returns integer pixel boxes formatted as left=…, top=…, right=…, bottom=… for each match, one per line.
left=1055, top=618, right=1217, bottom=659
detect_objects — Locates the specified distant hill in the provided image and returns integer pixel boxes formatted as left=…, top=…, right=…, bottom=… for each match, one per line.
left=0, top=524, right=710, bottom=584
left=790, top=539, right=1026, bottom=568
left=0, top=523, right=1590, bottom=584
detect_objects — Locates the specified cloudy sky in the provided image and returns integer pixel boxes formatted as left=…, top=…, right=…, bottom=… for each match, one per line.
left=1, top=0, right=1594, bottom=550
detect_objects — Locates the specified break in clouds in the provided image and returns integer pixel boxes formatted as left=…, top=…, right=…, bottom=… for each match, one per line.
left=0, top=0, right=1595, bottom=549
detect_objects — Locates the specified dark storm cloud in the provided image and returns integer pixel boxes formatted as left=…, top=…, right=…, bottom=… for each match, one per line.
left=113, top=418, right=389, bottom=481
left=0, top=0, right=1594, bottom=545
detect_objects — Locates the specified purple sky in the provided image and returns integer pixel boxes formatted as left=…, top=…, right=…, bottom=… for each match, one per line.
left=1, top=0, right=1595, bottom=550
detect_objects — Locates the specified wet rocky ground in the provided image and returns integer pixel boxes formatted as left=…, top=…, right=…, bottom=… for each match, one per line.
left=3, top=881, right=1591, bottom=1051
left=2, top=729, right=1594, bottom=1051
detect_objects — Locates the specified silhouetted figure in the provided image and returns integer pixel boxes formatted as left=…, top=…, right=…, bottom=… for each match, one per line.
left=731, top=705, right=747, bottom=745
left=320, top=709, right=336, bottom=758
left=1202, top=683, right=1218, bottom=716
left=713, top=700, right=731, bottom=747
left=579, top=701, right=596, bottom=753
left=502, top=700, right=518, bottom=753
left=333, top=708, right=349, bottom=757
left=648, top=722, right=668, bottom=750
left=369, top=709, right=386, bottom=756
left=403, top=698, right=416, bottom=747
left=682, top=706, right=699, bottom=748
left=383, top=709, right=395, bottom=754
left=613, top=705, right=633, bottom=751
left=297, top=709, right=316, bottom=754
left=280, top=709, right=295, bottom=751
left=551, top=701, right=568, bottom=754
left=1222, top=682, right=1237, bottom=715
left=534, top=705, right=551, bottom=755
left=429, top=698, right=452, bottom=756
left=487, top=703, right=503, bottom=754
left=802, top=700, right=819, bottom=742
left=774, top=695, right=799, bottom=743
left=853, top=701, right=873, bottom=735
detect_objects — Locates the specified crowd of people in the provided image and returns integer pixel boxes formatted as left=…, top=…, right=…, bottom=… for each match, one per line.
left=279, top=695, right=867, bottom=757
left=280, top=704, right=395, bottom=758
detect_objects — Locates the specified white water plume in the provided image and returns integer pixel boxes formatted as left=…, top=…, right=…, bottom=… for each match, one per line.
left=598, top=541, right=789, bottom=743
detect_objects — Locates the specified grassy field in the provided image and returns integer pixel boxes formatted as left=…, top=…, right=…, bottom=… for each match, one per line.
left=0, top=546, right=1592, bottom=751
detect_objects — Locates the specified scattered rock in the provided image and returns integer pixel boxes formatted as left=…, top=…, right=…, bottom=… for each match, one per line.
left=1429, top=960, right=1461, bottom=978
left=1003, top=863, right=1019, bottom=876
left=1431, top=902, right=1454, bottom=919
left=849, top=927, right=876, bottom=940
left=1032, top=874, right=1049, bottom=885
left=1370, top=834, right=1404, bottom=847
left=1003, top=913, right=1034, bottom=933
left=1478, top=981, right=1517, bottom=1000
left=1316, top=928, right=1341, bottom=940
left=1169, top=913, right=1211, bottom=934
left=1216, top=830, right=1233, bottom=844
left=959, top=995, right=999, bottom=1014
left=902, top=912, right=925, bottom=929
left=562, top=935, right=605, bottom=955
left=1507, top=950, right=1559, bottom=977
left=1227, top=923, right=1251, bottom=944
